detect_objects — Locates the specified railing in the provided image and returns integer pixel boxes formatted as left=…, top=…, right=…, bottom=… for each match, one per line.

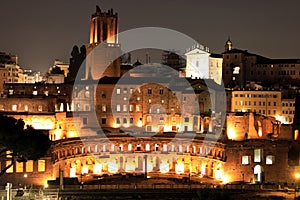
left=0, top=188, right=59, bottom=200
left=0, top=183, right=294, bottom=199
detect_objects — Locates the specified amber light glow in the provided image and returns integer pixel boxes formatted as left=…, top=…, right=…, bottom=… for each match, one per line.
left=227, top=125, right=236, bottom=140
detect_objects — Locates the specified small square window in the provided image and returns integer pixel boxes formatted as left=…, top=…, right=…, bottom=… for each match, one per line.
left=242, top=155, right=250, bottom=165
left=266, top=155, right=275, bottom=165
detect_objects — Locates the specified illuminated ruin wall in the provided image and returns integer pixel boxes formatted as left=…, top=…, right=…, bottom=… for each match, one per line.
left=51, top=135, right=227, bottom=183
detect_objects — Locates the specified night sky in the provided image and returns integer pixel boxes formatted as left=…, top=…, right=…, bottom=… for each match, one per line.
left=1, top=0, right=300, bottom=72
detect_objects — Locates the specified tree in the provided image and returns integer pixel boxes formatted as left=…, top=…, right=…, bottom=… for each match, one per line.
left=0, top=114, right=51, bottom=176
left=50, top=66, right=64, bottom=75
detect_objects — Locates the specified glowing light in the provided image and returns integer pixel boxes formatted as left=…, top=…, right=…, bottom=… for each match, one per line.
left=113, top=123, right=120, bottom=128
left=137, top=120, right=143, bottom=128
left=70, top=167, right=76, bottom=178
left=275, top=115, right=283, bottom=122
left=24, top=174, right=28, bottom=178
left=67, top=130, right=78, bottom=138
left=201, top=165, right=206, bottom=175
left=94, top=164, right=102, bottom=174
left=142, top=162, right=153, bottom=172
left=82, top=166, right=88, bottom=174
left=108, top=161, right=118, bottom=173
left=175, top=163, right=184, bottom=174
left=123, top=123, right=129, bottom=128
left=221, top=175, right=230, bottom=184
left=125, top=162, right=135, bottom=172
left=215, top=169, right=223, bottom=180
left=44, top=180, right=49, bottom=188
left=258, top=128, right=262, bottom=137
left=295, top=173, right=300, bottom=179
left=227, top=126, right=236, bottom=140
left=160, top=162, right=169, bottom=173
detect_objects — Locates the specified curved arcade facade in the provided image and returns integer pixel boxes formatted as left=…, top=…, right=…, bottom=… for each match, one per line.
left=51, top=134, right=226, bottom=183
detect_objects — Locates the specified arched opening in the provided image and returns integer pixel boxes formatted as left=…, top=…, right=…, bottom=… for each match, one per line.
left=294, top=129, right=299, bottom=140
left=257, top=121, right=262, bottom=137
left=254, top=165, right=264, bottom=183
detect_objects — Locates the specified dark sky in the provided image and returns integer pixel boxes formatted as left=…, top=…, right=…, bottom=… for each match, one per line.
left=1, top=0, right=300, bottom=72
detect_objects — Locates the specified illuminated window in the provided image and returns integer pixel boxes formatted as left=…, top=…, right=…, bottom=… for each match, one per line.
left=24, top=105, right=28, bottom=111
left=33, top=90, right=38, bottom=95
left=233, top=66, right=240, bottom=74
left=137, top=97, right=140, bottom=101
left=163, top=144, right=168, bottom=152
left=146, top=116, right=152, bottom=123
left=266, top=155, right=275, bottom=165
left=85, top=91, right=90, bottom=98
left=146, top=144, right=150, bottom=151
left=16, top=162, right=23, bottom=173
left=130, top=88, right=134, bottom=94
left=102, top=104, right=106, bottom=112
left=38, top=160, right=45, bottom=172
left=171, top=145, right=175, bottom=152
left=294, top=130, right=299, bottom=140
left=254, top=149, right=262, bottom=163
left=129, top=105, right=133, bottom=112
left=193, top=146, right=196, bottom=154
left=179, top=145, right=182, bottom=153
left=116, top=88, right=121, bottom=94
left=242, top=155, right=250, bottom=165
left=148, top=99, right=151, bottom=103
left=12, top=104, right=17, bottom=111
left=117, top=105, right=121, bottom=112
left=38, top=105, right=43, bottom=112
left=6, top=161, right=13, bottom=173
left=161, top=100, right=164, bottom=104
left=25, top=160, right=33, bottom=172
left=186, top=146, right=189, bottom=153
left=136, top=105, right=141, bottom=112
left=128, top=144, right=132, bottom=151
left=6, top=150, right=12, bottom=158
left=123, top=105, right=127, bottom=112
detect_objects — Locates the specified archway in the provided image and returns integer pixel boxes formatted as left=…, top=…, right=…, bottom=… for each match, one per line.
left=254, top=165, right=264, bottom=183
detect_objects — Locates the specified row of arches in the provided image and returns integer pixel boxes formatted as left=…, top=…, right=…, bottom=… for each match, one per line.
left=52, top=139, right=225, bottom=162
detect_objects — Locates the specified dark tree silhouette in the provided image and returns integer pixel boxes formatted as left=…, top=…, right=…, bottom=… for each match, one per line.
left=0, top=114, right=51, bottom=176
left=66, top=45, right=86, bottom=82
left=50, top=66, right=64, bottom=75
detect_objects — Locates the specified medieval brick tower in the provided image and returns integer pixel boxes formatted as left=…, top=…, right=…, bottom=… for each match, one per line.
left=85, top=5, right=121, bottom=80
